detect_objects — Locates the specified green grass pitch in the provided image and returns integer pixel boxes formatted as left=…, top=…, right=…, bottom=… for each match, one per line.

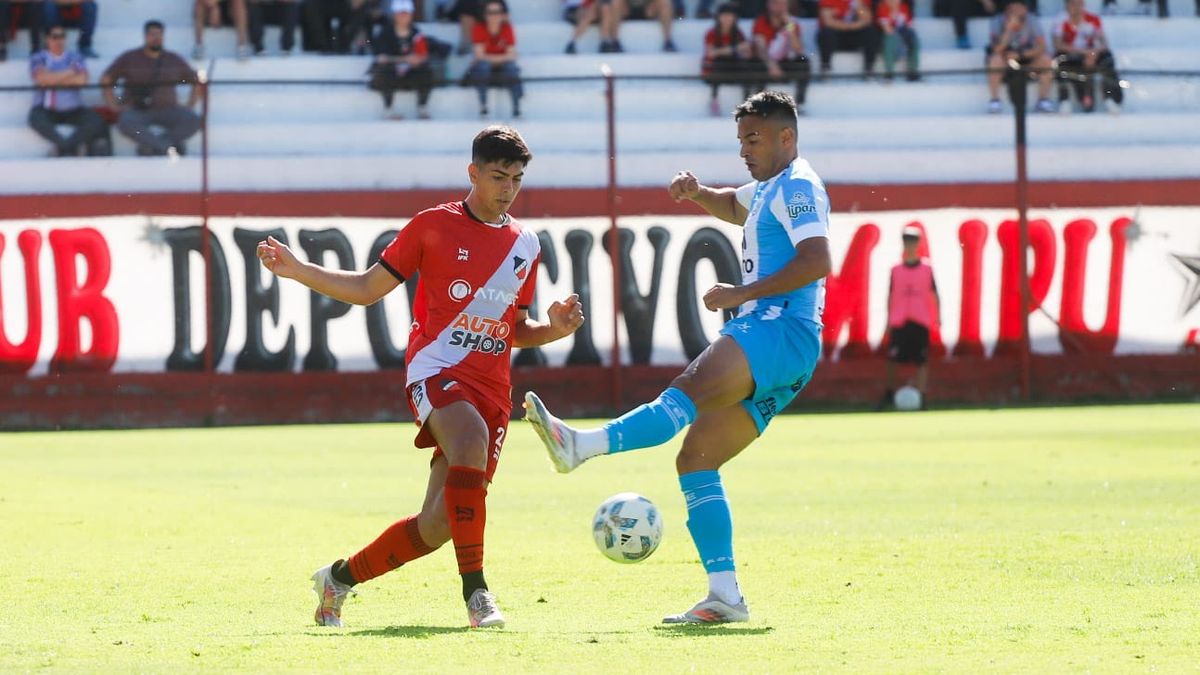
left=1, top=404, right=1197, bottom=672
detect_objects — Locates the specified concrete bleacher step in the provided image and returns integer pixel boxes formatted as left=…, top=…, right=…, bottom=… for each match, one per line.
left=1, top=140, right=1198, bottom=195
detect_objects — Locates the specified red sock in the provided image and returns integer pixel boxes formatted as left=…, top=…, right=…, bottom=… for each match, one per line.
left=347, top=515, right=436, bottom=584
left=443, top=466, right=488, bottom=574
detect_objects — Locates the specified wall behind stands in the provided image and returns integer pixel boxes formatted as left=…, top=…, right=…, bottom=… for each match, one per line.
left=2, top=184, right=1199, bottom=428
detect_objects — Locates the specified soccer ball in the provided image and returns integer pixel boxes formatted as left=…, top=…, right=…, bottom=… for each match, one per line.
left=894, top=385, right=923, bottom=411
left=592, top=492, right=664, bottom=563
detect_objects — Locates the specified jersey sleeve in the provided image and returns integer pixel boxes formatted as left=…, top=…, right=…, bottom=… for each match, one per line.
left=377, top=216, right=426, bottom=282
left=734, top=181, right=757, bottom=210
left=769, top=177, right=830, bottom=246
left=517, top=252, right=541, bottom=310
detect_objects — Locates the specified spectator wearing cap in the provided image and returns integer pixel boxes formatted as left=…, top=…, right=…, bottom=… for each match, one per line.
left=28, top=23, right=108, bottom=156
left=369, top=0, right=434, bottom=119
left=750, top=0, right=811, bottom=115
left=465, top=0, right=523, bottom=118
left=986, top=0, right=1054, bottom=114
left=101, top=20, right=202, bottom=156
left=816, top=0, right=879, bottom=80
left=41, top=0, right=99, bottom=59
left=877, top=0, right=919, bottom=81
left=879, top=225, right=940, bottom=410
left=702, top=2, right=753, bottom=116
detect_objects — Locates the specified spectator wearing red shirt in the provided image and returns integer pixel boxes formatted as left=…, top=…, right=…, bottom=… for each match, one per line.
left=877, top=0, right=919, bottom=81
left=1052, top=0, right=1122, bottom=113
left=703, top=2, right=754, bottom=116
left=750, top=0, right=811, bottom=114
left=465, top=0, right=523, bottom=118
left=815, top=0, right=878, bottom=79
left=369, top=0, right=434, bottom=119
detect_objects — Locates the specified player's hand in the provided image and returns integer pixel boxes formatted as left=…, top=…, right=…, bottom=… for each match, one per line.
left=547, top=293, right=584, bottom=337
left=256, top=236, right=301, bottom=279
left=702, top=283, right=745, bottom=312
left=668, top=171, right=702, bottom=202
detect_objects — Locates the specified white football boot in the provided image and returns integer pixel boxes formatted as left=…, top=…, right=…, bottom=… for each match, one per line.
left=311, top=564, right=355, bottom=627
left=662, top=594, right=751, bottom=624
left=523, top=391, right=583, bottom=473
left=466, top=589, right=506, bottom=628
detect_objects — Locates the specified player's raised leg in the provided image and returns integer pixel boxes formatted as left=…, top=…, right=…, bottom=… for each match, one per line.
left=425, top=400, right=506, bottom=628
left=662, top=402, right=757, bottom=624
left=311, top=454, right=452, bottom=627
left=524, top=335, right=754, bottom=472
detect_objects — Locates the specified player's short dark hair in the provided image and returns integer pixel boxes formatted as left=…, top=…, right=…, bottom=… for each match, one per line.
left=144, top=19, right=165, bottom=33
left=472, top=125, right=532, bottom=167
left=734, top=91, right=798, bottom=131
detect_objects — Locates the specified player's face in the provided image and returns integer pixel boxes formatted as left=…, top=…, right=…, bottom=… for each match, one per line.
left=470, top=160, right=525, bottom=214
left=737, top=115, right=792, bottom=182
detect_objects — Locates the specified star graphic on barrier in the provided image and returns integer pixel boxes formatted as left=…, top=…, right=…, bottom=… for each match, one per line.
left=1172, top=252, right=1200, bottom=317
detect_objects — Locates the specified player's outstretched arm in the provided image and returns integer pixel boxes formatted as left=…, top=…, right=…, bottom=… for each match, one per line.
left=668, top=171, right=748, bottom=226
left=702, top=237, right=832, bottom=311
left=256, top=235, right=400, bottom=306
left=512, top=294, right=584, bottom=347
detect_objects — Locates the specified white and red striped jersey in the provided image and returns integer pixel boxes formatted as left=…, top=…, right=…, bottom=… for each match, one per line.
left=379, top=201, right=540, bottom=412
left=1053, top=12, right=1105, bottom=50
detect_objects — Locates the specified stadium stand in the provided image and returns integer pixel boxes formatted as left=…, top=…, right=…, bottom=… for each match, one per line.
left=0, top=0, right=1197, bottom=193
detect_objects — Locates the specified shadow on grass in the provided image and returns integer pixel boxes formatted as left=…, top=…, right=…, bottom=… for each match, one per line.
left=653, top=624, right=774, bottom=637
left=323, top=625, right=472, bottom=639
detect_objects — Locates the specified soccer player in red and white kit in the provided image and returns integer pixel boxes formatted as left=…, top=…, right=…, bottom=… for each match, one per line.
left=255, top=126, right=584, bottom=629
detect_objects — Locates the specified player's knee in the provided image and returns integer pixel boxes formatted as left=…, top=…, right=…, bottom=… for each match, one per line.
left=675, top=445, right=718, bottom=474
left=440, top=433, right=489, bottom=469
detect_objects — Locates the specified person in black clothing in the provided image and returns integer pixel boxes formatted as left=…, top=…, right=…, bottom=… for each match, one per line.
left=369, top=0, right=434, bottom=119
left=248, top=0, right=301, bottom=55
left=702, top=3, right=754, bottom=116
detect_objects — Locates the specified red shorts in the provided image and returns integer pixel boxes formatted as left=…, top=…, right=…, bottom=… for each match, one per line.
left=407, top=372, right=511, bottom=483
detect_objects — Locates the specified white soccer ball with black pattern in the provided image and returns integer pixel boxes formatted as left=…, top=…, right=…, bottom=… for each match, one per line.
left=592, top=492, right=664, bottom=563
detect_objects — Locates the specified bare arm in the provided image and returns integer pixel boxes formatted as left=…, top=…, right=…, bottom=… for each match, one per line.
left=511, top=294, right=584, bottom=348
left=702, top=237, right=833, bottom=311
left=256, top=235, right=400, bottom=305
left=668, top=171, right=748, bottom=226
left=99, top=71, right=120, bottom=109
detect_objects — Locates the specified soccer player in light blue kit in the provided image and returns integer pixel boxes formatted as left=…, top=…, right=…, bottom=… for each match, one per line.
left=524, top=90, right=832, bottom=624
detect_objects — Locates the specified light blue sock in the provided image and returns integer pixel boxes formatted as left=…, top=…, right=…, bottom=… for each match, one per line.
left=680, top=470, right=735, bottom=574
left=602, top=387, right=696, bottom=454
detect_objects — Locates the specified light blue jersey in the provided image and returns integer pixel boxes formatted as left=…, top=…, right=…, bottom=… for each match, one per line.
left=733, top=155, right=831, bottom=328
left=717, top=154, right=829, bottom=432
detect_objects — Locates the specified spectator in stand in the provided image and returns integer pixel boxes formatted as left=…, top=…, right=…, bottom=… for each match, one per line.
left=1053, top=0, right=1122, bottom=114
left=563, top=0, right=623, bottom=53
left=465, top=0, right=523, bottom=118
left=101, top=20, right=202, bottom=156
left=619, top=0, right=678, bottom=52
left=306, top=0, right=374, bottom=53
left=751, top=0, right=811, bottom=114
left=0, top=1, right=11, bottom=62
left=28, top=24, right=108, bottom=156
left=369, top=0, right=433, bottom=119
left=985, top=0, right=1054, bottom=114
left=950, top=0, right=996, bottom=50
left=193, top=0, right=252, bottom=60
left=445, top=0, right=481, bottom=54
left=877, top=0, right=919, bottom=81
left=877, top=225, right=940, bottom=411
left=702, top=2, right=754, bottom=116
left=247, top=0, right=301, bottom=55
left=816, top=0, right=879, bottom=80
left=42, top=1, right=98, bottom=59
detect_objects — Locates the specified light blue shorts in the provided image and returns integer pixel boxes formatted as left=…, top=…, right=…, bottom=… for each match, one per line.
left=718, top=313, right=821, bottom=433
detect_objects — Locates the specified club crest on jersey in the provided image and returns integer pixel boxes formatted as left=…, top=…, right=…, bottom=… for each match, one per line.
left=787, top=190, right=817, bottom=219
left=513, top=256, right=528, bottom=280
left=448, top=279, right=472, bottom=302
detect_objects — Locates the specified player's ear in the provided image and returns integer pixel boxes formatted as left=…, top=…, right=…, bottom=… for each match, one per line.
left=467, top=161, right=479, bottom=186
